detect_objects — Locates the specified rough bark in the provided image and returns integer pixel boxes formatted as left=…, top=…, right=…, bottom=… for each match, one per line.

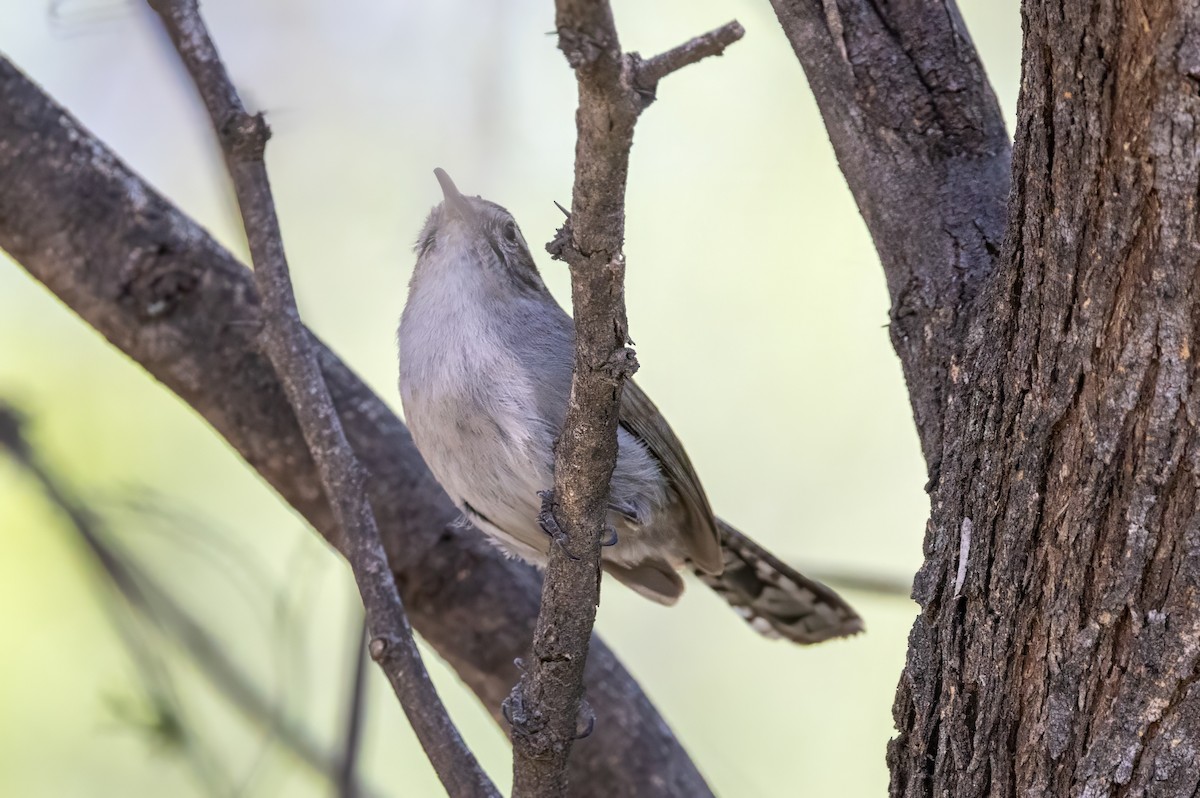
left=506, top=4, right=640, bottom=790
left=0, top=55, right=713, bottom=798
left=768, top=0, right=1012, bottom=471
left=772, top=0, right=1200, bottom=795
left=889, top=2, right=1200, bottom=796
left=508, top=3, right=743, bottom=793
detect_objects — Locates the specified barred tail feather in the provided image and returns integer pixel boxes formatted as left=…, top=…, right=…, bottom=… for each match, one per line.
left=695, top=519, right=863, bottom=644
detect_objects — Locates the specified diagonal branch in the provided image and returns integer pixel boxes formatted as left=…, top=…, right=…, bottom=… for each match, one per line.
left=144, top=2, right=496, bottom=795
left=506, top=4, right=744, bottom=795
left=767, top=0, right=1011, bottom=477
left=0, top=53, right=713, bottom=797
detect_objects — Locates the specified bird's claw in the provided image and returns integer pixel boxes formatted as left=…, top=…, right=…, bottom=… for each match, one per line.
left=537, top=489, right=579, bottom=561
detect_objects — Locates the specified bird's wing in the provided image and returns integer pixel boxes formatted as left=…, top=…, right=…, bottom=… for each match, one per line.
left=619, top=380, right=724, bottom=574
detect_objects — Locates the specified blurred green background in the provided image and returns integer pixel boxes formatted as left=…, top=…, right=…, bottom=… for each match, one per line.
left=0, top=1, right=1020, bottom=795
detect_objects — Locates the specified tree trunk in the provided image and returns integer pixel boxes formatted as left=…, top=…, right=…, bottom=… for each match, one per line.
left=889, top=2, right=1200, bottom=796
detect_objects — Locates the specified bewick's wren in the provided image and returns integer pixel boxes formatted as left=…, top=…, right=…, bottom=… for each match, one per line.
left=397, top=169, right=862, bottom=644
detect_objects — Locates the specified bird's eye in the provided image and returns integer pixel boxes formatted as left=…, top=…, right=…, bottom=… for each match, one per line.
left=502, top=222, right=518, bottom=243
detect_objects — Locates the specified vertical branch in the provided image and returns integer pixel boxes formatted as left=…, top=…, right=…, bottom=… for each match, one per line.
left=143, top=3, right=497, bottom=796
left=335, top=618, right=370, bottom=798
left=506, top=4, right=743, bottom=794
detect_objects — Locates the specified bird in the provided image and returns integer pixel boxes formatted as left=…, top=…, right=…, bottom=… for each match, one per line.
left=396, top=168, right=862, bottom=644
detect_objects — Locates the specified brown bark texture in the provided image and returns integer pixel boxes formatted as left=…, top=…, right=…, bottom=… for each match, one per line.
left=0, top=56, right=713, bottom=798
left=506, top=2, right=642, bottom=791
left=773, top=0, right=1200, bottom=795
left=894, top=2, right=1200, bottom=795
left=507, top=1, right=742, bottom=792
left=769, top=0, right=1011, bottom=469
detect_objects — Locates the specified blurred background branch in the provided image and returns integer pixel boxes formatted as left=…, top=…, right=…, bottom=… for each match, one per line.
left=334, top=619, right=370, bottom=798
left=0, top=399, right=385, bottom=798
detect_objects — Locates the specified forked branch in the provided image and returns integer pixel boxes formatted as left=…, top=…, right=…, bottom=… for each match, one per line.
left=507, top=3, right=744, bottom=795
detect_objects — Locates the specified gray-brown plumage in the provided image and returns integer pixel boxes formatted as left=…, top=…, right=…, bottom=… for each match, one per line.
left=397, top=169, right=862, bottom=644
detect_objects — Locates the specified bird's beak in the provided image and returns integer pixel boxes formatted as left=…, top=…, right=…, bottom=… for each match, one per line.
left=434, top=168, right=474, bottom=223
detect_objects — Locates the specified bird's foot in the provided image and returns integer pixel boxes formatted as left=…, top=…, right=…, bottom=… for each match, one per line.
left=537, top=489, right=580, bottom=561
left=502, top=683, right=595, bottom=741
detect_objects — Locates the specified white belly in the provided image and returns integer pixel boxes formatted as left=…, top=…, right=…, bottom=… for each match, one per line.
left=399, top=310, right=557, bottom=562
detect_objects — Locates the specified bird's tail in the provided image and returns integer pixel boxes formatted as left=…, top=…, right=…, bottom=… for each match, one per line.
left=694, top=519, right=863, bottom=644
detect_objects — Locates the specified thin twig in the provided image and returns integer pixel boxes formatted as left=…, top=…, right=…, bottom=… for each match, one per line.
left=635, top=21, right=745, bottom=96
left=507, top=6, right=744, bottom=795
left=809, top=568, right=914, bottom=599
left=144, top=2, right=497, bottom=796
left=335, top=617, right=370, bottom=798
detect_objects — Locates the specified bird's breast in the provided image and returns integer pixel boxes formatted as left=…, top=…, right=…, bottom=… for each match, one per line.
left=398, top=298, right=556, bottom=532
